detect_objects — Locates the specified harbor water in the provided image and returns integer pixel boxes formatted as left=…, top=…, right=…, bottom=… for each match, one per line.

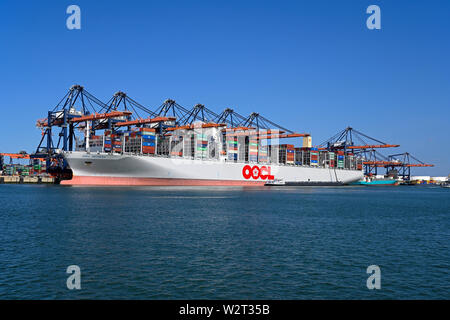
left=0, top=185, right=448, bottom=299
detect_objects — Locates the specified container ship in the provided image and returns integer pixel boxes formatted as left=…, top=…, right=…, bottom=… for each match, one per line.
left=61, top=145, right=363, bottom=187
left=34, top=86, right=364, bottom=186
left=60, top=125, right=364, bottom=186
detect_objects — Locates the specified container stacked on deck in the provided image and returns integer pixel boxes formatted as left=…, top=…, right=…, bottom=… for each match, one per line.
left=20, top=166, right=31, bottom=176
left=301, top=148, right=310, bottom=166
left=157, top=135, right=170, bottom=156
left=183, top=133, right=194, bottom=158
left=124, top=131, right=140, bottom=154
left=33, top=163, right=42, bottom=173
left=346, top=152, right=354, bottom=169
left=356, top=158, right=363, bottom=170
left=237, top=135, right=247, bottom=162
left=278, top=145, right=286, bottom=164
left=227, top=136, right=238, bottom=161
left=310, top=148, right=319, bottom=166
left=337, top=151, right=344, bottom=168
left=170, top=134, right=183, bottom=157
left=319, top=151, right=327, bottom=167
left=196, top=133, right=208, bottom=159
left=259, top=142, right=268, bottom=163
left=328, top=152, right=335, bottom=168
left=89, top=135, right=103, bottom=152
left=104, top=130, right=112, bottom=152
left=111, top=133, right=123, bottom=153
left=31, top=160, right=46, bottom=175
left=268, top=145, right=279, bottom=164
left=139, top=128, right=156, bottom=154
left=286, top=145, right=295, bottom=165
left=3, top=165, right=16, bottom=175
left=12, top=165, right=23, bottom=176
left=278, top=145, right=295, bottom=165
left=249, top=136, right=258, bottom=162
left=294, top=148, right=302, bottom=165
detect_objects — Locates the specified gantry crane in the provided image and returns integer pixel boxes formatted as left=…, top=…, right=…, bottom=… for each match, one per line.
left=386, top=152, right=434, bottom=181
left=317, top=127, right=400, bottom=152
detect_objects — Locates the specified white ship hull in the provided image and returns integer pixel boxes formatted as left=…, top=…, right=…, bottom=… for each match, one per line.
left=60, top=151, right=364, bottom=186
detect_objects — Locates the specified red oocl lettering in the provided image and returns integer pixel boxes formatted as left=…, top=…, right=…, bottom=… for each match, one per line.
left=242, top=165, right=275, bottom=180
left=259, top=166, right=268, bottom=180
left=242, top=165, right=252, bottom=179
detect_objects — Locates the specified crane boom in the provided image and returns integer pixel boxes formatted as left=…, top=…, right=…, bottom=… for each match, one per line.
left=347, top=144, right=400, bottom=149
left=114, top=116, right=176, bottom=127
left=0, top=153, right=30, bottom=159
left=70, top=111, right=132, bottom=123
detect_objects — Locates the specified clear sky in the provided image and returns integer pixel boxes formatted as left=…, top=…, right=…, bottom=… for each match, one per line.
left=0, top=0, right=449, bottom=175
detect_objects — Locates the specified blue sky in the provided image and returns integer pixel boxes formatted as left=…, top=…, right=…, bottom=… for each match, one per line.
left=0, top=0, right=449, bottom=175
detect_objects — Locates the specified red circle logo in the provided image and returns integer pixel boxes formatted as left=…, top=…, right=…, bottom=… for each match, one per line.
left=251, top=166, right=260, bottom=179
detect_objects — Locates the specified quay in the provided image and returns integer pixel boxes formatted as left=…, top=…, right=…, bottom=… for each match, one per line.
left=0, top=176, right=55, bottom=184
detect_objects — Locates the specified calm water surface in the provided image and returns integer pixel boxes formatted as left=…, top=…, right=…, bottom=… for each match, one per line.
left=0, top=184, right=448, bottom=299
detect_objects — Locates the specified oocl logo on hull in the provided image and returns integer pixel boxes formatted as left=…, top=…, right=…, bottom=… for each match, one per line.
left=242, top=165, right=275, bottom=180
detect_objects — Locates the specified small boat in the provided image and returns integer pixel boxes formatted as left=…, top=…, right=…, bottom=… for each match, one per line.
left=351, top=177, right=398, bottom=186
left=441, top=182, right=450, bottom=188
left=265, top=179, right=286, bottom=186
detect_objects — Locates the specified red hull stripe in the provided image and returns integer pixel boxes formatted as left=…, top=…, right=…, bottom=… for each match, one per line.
left=61, top=176, right=267, bottom=186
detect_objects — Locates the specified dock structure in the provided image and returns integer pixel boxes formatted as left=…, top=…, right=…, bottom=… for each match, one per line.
left=0, top=176, right=55, bottom=184
left=317, top=127, right=433, bottom=182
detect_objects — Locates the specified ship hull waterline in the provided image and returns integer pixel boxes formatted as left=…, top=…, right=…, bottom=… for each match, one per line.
left=60, top=151, right=364, bottom=186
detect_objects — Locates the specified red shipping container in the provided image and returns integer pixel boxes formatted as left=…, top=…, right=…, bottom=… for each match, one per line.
left=139, top=128, right=156, bottom=132
left=142, top=146, right=155, bottom=154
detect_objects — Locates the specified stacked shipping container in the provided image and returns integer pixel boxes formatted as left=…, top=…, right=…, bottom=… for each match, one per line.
left=227, top=135, right=238, bottom=161
left=337, top=151, right=345, bottom=168
left=111, top=134, right=122, bottom=153
left=310, top=148, right=319, bottom=166
left=328, top=152, right=335, bottom=168
left=249, top=136, right=258, bottom=162
left=104, top=130, right=112, bottom=153
left=196, top=133, right=208, bottom=159
left=279, top=144, right=295, bottom=165
left=259, top=140, right=268, bottom=164
left=140, top=128, right=156, bottom=154
left=294, top=148, right=302, bottom=165
left=170, top=135, right=183, bottom=157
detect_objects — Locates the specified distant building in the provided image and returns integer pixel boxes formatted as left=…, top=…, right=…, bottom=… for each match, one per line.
left=431, top=176, right=449, bottom=182
left=410, top=176, right=449, bottom=183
